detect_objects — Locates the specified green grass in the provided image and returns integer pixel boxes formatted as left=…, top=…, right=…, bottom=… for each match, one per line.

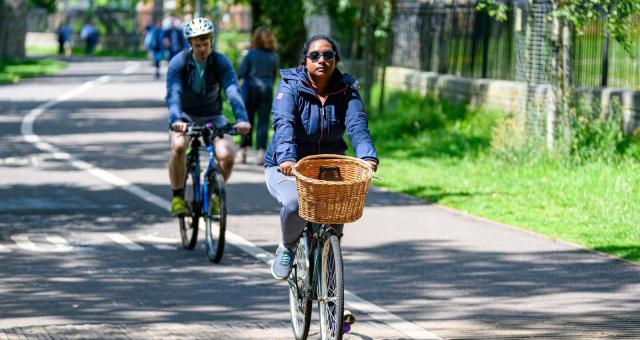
left=216, top=31, right=251, bottom=70
left=26, top=45, right=147, bottom=60
left=368, top=87, right=640, bottom=262
left=26, top=45, right=58, bottom=56
left=0, top=59, right=67, bottom=85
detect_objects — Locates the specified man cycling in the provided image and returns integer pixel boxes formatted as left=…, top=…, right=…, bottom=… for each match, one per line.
left=166, top=17, right=251, bottom=217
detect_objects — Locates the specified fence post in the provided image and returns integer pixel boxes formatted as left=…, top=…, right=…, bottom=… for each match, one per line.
left=601, top=24, right=610, bottom=87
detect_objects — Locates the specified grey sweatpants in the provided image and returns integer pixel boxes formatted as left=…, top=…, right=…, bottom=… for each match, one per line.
left=264, top=166, right=343, bottom=249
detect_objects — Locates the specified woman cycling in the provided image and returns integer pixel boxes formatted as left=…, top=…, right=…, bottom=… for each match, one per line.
left=264, top=35, right=378, bottom=280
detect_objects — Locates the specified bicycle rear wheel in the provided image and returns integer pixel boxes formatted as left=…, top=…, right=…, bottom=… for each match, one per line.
left=318, top=234, right=344, bottom=340
left=205, top=172, right=226, bottom=263
left=179, top=169, right=199, bottom=250
left=288, top=233, right=312, bottom=340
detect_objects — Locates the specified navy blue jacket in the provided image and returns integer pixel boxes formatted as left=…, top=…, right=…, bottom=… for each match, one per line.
left=264, top=66, right=378, bottom=167
left=239, top=48, right=279, bottom=92
left=166, top=50, right=248, bottom=127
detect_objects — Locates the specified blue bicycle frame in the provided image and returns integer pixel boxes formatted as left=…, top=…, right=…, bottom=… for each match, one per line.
left=181, top=122, right=237, bottom=262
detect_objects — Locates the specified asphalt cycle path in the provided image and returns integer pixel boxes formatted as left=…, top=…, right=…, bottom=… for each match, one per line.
left=1, top=58, right=639, bottom=339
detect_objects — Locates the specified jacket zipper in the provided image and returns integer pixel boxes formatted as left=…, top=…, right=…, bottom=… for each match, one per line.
left=317, top=88, right=345, bottom=154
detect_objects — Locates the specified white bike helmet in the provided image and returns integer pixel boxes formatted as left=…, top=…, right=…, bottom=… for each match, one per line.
left=183, top=17, right=214, bottom=39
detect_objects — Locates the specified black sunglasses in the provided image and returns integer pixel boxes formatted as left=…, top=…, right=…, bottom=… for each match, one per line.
left=306, top=50, right=336, bottom=62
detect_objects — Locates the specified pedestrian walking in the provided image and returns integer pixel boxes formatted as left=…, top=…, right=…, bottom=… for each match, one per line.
left=80, top=19, right=99, bottom=55
left=145, top=19, right=165, bottom=79
left=164, top=18, right=188, bottom=61
left=56, top=18, right=73, bottom=58
left=238, top=27, right=279, bottom=165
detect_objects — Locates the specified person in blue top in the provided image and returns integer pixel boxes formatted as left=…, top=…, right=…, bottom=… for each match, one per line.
left=80, top=19, right=99, bottom=55
left=164, top=18, right=189, bottom=61
left=166, top=17, right=251, bottom=217
left=237, top=27, right=279, bottom=165
left=264, top=35, right=378, bottom=280
left=56, top=18, right=73, bottom=58
left=145, top=18, right=165, bottom=79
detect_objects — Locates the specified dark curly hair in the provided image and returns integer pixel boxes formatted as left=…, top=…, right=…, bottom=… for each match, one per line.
left=298, top=35, right=340, bottom=66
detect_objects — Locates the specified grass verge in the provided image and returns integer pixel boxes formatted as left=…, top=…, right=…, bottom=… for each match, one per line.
left=368, top=87, right=640, bottom=262
left=0, top=59, right=67, bottom=85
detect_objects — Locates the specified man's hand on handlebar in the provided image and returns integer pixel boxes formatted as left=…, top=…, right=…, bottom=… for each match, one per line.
left=235, top=121, right=251, bottom=135
left=171, top=122, right=188, bottom=133
left=279, top=161, right=296, bottom=176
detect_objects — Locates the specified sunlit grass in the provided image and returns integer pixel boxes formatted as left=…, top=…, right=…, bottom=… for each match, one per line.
left=367, top=87, right=640, bottom=262
left=0, top=59, right=67, bottom=85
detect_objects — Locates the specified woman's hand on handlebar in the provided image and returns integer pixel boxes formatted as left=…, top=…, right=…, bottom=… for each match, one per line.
left=279, top=161, right=296, bottom=176
left=171, top=122, right=188, bottom=133
left=235, top=121, right=251, bottom=135
left=366, top=160, right=378, bottom=172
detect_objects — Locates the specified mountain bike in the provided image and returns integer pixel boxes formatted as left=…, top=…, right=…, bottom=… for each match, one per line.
left=177, top=122, right=237, bottom=263
left=286, top=154, right=374, bottom=340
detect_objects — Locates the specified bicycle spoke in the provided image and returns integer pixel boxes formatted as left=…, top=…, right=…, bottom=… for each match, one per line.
left=318, top=234, right=344, bottom=340
left=288, top=233, right=312, bottom=340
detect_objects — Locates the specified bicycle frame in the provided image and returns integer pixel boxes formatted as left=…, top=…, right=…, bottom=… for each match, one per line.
left=186, top=133, right=219, bottom=219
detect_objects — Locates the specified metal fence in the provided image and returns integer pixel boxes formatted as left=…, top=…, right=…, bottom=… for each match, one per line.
left=573, top=16, right=640, bottom=89
left=392, top=0, right=516, bottom=80
left=391, top=0, right=640, bottom=91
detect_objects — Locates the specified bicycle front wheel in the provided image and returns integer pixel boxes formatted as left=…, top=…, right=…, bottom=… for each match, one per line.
left=179, top=169, right=199, bottom=250
left=318, top=234, right=344, bottom=340
left=205, top=172, right=226, bottom=263
left=288, top=234, right=312, bottom=340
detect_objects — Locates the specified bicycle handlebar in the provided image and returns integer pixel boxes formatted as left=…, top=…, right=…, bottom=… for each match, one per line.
left=172, top=122, right=239, bottom=138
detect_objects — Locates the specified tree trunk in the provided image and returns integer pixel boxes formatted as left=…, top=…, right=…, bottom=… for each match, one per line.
left=250, top=0, right=262, bottom=33
left=378, top=0, right=395, bottom=114
left=361, top=0, right=373, bottom=109
left=559, top=18, right=573, bottom=147
left=152, top=0, right=163, bottom=23
left=0, top=0, right=27, bottom=60
left=550, top=5, right=573, bottom=151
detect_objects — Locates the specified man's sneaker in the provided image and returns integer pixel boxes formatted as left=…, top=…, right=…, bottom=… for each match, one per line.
left=271, top=243, right=296, bottom=280
left=171, top=196, right=188, bottom=217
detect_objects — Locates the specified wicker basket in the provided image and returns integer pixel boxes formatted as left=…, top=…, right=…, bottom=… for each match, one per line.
left=292, top=154, right=374, bottom=224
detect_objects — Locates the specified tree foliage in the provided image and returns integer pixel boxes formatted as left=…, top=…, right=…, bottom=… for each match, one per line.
left=554, top=0, right=640, bottom=55
left=28, top=0, right=56, bottom=12
left=249, top=0, right=306, bottom=67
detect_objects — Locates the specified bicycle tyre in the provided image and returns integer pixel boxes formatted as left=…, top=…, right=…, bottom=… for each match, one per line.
left=205, top=172, right=226, bottom=263
left=288, top=234, right=313, bottom=340
left=179, top=169, right=199, bottom=250
left=318, top=234, right=344, bottom=340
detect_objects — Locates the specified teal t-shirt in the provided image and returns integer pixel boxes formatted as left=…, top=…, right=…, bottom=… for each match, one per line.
left=192, top=60, right=206, bottom=94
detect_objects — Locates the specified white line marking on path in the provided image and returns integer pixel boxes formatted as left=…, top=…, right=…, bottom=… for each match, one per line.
left=137, top=234, right=179, bottom=250
left=19, top=63, right=441, bottom=340
left=0, top=243, right=11, bottom=253
left=107, top=233, right=144, bottom=251
left=122, top=63, right=138, bottom=74
left=11, top=233, right=73, bottom=253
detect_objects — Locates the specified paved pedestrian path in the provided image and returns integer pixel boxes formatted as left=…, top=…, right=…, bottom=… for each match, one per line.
left=0, top=321, right=410, bottom=340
